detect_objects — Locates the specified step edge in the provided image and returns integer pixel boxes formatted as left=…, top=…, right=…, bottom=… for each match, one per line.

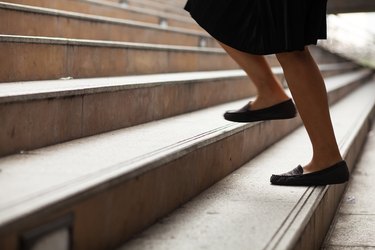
left=118, top=0, right=190, bottom=19
left=0, top=74, right=365, bottom=230
left=321, top=123, right=375, bottom=249
left=84, top=0, right=195, bottom=23
left=0, top=66, right=363, bottom=104
left=118, top=81, right=375, bottom=250
left=0, top=34, right=224, bottom=53
left=0, top=70, right=247, bottom=103
left=0, top=1, right=205, bottom=36
left=266, top=81, right=375, bottom=250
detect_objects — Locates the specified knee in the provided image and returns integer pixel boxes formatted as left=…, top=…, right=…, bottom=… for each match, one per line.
left=276, top=47, right=311, bottom=65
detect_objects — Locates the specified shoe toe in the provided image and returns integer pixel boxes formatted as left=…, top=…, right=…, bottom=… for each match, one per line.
left=270, top=174, right=293, bottom=185
left=270, top=174, right=280, bottom=183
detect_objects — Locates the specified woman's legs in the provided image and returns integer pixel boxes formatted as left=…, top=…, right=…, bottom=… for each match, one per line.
left=276, top=47, right=343, bottom=173
left=219, top=42, right=290, bottom=110
left=218, top=41, right=341, bottom=173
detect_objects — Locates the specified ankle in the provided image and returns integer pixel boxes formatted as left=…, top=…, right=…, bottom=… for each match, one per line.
left=304, top=156, right=343, bottom=173
left=250, top=94, right=290, bottom=110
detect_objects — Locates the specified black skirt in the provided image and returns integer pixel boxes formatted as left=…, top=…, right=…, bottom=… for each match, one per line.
left=184, top=0, right=327, bottom=55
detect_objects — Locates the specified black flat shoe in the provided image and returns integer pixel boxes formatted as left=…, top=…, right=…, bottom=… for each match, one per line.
left=223, top=99, right=297, bottom=123
left=270, top=160, right=350, bottom=186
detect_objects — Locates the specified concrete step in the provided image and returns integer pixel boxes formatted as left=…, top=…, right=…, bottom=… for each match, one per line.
left=0, top=63, right=360, bottom=157
left=0, top=34, right=244, bottom=82
left=151, top=0, right=187, bottom=8
left=322, top=124, right=375, bottom=249
left=118, top=0, right=188, bottom=17
left=0, top=71, right=370, bottom=250
left=120, top=79, right=375, bottom=250
left=0, top=2, right=216, bottom=47
left=80, top=0, right=195, bottom=29
left=2, top=0, right=198, bottom=30
left=0, top=32, right=354, bottom=84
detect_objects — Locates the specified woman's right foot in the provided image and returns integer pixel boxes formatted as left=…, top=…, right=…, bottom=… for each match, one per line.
left=249, top=95, right=290, bottom=110
left=223, top=99, right=297, bottom=123
left=270, top=160, right=349, bottom=186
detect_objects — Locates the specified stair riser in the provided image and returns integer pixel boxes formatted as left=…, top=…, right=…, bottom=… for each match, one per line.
left=0, top=36, right=349, bottom=84
left=3, top=0, right=199, bottom=30
left=0, top=118, right=303, bottom=250
left=0, top=96, right=82, bottom=156
left=293, top=107, right=375, bottom=250
left=0, top=40, right=243, bottom=82
left=152, top=0, right=186, bottom=8
left=0, top=67, right=358, bottom=157
left=70, top=120, right=303, bottom=250
left=0, top=76, right=366, bottom=249
left=328, top=73, right=373, bottom=105
left=0, top=77, right=256, bottom=157
left=124, top=0, right=188, bottom=16
left=0, top=8, right=216, bottom=47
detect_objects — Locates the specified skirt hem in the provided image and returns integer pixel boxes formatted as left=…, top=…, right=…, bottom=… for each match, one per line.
left=184, top=0, right=327, bottom=55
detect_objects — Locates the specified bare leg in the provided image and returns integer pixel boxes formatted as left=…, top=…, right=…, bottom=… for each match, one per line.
left=219, top=42, right=290, bottom=110
left=276, top=47, right=343, bottom=173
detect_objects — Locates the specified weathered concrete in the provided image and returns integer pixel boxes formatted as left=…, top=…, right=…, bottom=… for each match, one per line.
left=122, top=0, right=188, bottom=16
left=0, top=68, right=365, bottom=157
left=0, top=2, right=217, bottom=47
left=0, top=35, right=242, bottom=82
left=323, top=125, right=375, bottom=249
left=3, top=0, right=198, bottom=30
left=0, top=80, right=373, bottom=250
left=119, top=81, right=375, bottom=250
left=0, top=95, right=303, bottom=249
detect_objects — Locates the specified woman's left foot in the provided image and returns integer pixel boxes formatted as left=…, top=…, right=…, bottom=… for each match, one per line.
left=223, top=99, right=297, bottom=123
left=270, top=160, right=350, bottom=186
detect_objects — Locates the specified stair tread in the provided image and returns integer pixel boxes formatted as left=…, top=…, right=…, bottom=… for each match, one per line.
left=1, top=0, right=373, bottom=248
left=0, top=64, right=359, bottom=103
left=100, top=0, right=191, bottom=22
left=0, top=1, right=204, bottom=36
left=2, top=0, right=195, bottom=24
left=323, top=123, right=375, bottom=249
left=119, top=80, right=375, bottom=250
left=0, top=34, right=239, bottom=82
left=0, top=71, right=370, bottom=228
left=0, top=34, right=222, bottom=52
left=0, top=69, right=247, bottom=102
left=118, top=0, right=188, bottom=17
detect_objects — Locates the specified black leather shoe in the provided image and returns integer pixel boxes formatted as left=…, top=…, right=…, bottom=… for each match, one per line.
left=223, top=99, right=297, bottom=123
left=270, top=160, right=350, bottom=186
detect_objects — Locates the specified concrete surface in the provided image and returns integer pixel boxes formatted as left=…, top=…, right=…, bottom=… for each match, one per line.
left=0, top=2, right=216, bottom=47
left=2, top=0, right=198, bottom=30
left=0, top=79, right=373, bottom=249
left=323, top=125, right=375, bottom=249
left=111, top=81, right=373, bottom=250
left=0, top=69, right=367, bottom=157
left=0, top=34, right=241, bottom=83
left=0, top=72, right=369, bottom=218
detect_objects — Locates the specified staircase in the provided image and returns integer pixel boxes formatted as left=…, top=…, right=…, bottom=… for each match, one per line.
left=0, top=0, right=374, bottom=249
